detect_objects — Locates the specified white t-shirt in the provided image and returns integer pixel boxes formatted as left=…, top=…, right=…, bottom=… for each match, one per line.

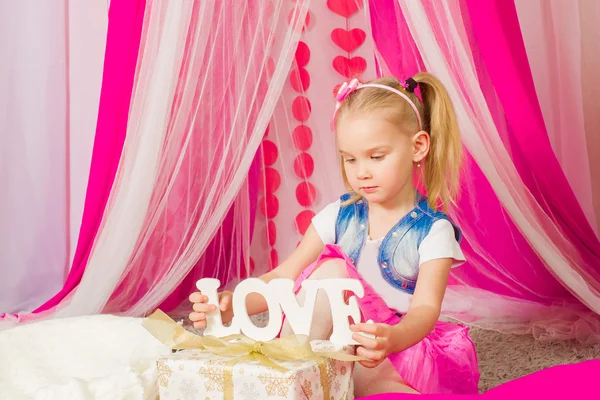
left=312, top=200, right=465, bottom=313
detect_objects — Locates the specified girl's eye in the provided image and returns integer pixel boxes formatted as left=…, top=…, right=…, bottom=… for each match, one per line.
left=371, top=155, right=385, bottom=160
left=344, top=158, right=355, bottom=163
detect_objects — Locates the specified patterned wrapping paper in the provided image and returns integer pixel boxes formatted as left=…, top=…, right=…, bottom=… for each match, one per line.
left=157, top=340, right=355, bottom=400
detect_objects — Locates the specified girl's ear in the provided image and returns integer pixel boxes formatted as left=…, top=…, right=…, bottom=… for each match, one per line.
left=412, top=130, right=430, bottom=163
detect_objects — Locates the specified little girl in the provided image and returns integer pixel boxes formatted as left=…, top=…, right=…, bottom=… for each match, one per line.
left=190, top=74, right=480, bottom=395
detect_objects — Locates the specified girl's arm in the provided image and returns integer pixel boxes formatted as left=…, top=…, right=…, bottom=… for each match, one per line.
left=350, top=258, right=453, bottom=367
left=351, top=258, right=452, bottom=366
left=191, top=223, right=326, bottom=328
left=231, top=223, right=325, bottom=318
left=388, top=258, right=452, bottom=353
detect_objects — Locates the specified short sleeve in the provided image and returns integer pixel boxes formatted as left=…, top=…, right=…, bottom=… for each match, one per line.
left=418, top=219, right=466, bottom=268
left=311, top=200, right=341, bottom=245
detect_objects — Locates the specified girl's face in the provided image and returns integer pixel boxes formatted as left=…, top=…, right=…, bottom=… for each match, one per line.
left=336, top=112, right=427, bottom=206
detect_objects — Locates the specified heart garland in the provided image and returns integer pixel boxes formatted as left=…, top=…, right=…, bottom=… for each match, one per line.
left=331, top=28, right=366, bottom=53
left=327, top=0, right=364, bottom=18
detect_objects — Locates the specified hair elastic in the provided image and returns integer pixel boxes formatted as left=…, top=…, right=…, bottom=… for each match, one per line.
left=400, top=78, right=419, bottom=93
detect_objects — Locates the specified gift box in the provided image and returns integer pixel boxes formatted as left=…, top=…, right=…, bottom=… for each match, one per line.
left=156, top=340, right=355, bottom=400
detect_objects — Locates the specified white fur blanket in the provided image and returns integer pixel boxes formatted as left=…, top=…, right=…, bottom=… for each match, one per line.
left=0, top=315, right=171, bottom=400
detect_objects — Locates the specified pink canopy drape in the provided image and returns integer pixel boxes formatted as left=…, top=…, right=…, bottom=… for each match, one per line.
left=514, top=0, right=599, bottom=235
left=369, top=0, right=600, bottom=341
left=2, top=0, right=599, bottom=345
left=34, top=0, right=147, bottom=314
left=1, top=0, right=310, bottom=325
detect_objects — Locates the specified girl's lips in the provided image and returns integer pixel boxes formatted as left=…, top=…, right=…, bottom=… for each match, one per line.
left=361, top=186, right=378, bottom=193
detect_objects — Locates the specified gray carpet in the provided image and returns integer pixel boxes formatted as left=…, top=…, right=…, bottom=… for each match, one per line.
left=186, top=313, right=600, bottom=393
left=468, top=327, right=600, bottom=393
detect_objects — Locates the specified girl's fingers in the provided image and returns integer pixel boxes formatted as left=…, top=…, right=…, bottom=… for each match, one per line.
left=190, top=293, right=212, bottom=303
left=352, top=333, right=379, bottom=350
left=193, top=320, right=207, bottom=329
left=192, top=302, right=216, bottom=313
left=356, top=346, right=385, bottom=362
left=189, top=311, right=206, bottom=322
left=219, top=294, right=232, bottom=312
left=189, top=292, right=203, bottom=303
left=351, top=323, right=382, bottom=335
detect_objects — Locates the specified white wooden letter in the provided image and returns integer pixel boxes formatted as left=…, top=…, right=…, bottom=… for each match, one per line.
left=319, top=278, right=364, bottom=345
left=269, top=278, right=320, bottom=337
left=195, top=278, right=241, bottom=337
left=233, top=278, right=283, bottom=342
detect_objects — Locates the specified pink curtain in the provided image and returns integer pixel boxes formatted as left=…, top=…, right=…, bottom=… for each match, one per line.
left=513, top=0, right=597, bottom=235
left=2, top=0, right=262, bottom=318
left=370, top=0, right=566, bottom=300
left=464, top=0, right=600, bottom=286
left=446, top=0, right=580, bottom=300
left=579, top=1, right=600, bottom=233
left=33, top=0, right=147, bottom=313
left=1, top=1, right=310, bottom=323
left=370, top=0, right=600, bottom=341
left=35, top=0, right=311, bottom=318
left=369, top=0, right=424, bottom=76
left=4, top=0, right=598, bottom=346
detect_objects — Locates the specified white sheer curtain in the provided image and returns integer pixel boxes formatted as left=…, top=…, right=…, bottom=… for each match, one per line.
left=0, top=1, right=107, bottom=314
left=50, top=0, right=311, bottom=318
left=397, top=0, right=600, bottom=317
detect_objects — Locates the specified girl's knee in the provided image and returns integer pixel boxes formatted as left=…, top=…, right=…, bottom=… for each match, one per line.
left=308, top=257, right=348, bottom=280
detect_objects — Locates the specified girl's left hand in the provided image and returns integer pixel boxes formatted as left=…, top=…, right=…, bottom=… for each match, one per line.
left=350, top=322, right=397, bottom=368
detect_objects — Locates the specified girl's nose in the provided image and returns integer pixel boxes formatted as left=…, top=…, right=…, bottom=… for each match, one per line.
left=356, top=162, right=372, bottom=180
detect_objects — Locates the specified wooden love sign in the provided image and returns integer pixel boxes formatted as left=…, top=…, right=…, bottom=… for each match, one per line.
left=196, top=278, right=369, bottom=345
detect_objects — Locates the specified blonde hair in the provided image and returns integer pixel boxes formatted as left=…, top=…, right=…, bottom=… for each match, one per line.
left=334, top=74, right=462, bottom=212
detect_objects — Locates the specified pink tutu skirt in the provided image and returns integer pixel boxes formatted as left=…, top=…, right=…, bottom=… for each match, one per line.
left=292, top=245, right=480, bottom=395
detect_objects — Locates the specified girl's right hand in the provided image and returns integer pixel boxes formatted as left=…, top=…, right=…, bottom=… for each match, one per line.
left=189, top=290, right=234, bottom=330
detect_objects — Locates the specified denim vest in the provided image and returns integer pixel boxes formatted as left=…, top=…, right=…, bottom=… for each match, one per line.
left=334, top=192, right=462, bottom=295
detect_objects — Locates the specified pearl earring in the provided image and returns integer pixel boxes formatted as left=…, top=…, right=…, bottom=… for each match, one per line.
left=417, top=162, right=421, bottom=168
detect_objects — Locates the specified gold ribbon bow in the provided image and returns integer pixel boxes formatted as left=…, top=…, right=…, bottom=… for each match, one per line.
left=143, top=310, right=363, bottom=399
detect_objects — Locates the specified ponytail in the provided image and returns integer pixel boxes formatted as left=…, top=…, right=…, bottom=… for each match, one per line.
left=413, top=72, right=462, bottom=212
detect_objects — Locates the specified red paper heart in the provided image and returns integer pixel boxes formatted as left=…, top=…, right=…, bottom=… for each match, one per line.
left=327, top=0, right=364, bottom=18
left=294, top=153, right=315, bottom=179
left=259, top=167, right=281, bottom=194
left=332, top=56, right=367, bottom=78
left=295, top=210, right=316, bottom=235
left=260, top=194, right=279, bottom=219
left=267, top=221, right=276, bottom=246
left=296, top=181, right=317, bottom=207
left=292, top=96, right=312, bottom=122
left=290, top=67, right=310, bottom=92
left=295, top=41, right=310, bottom=67
left=269, top=249, right=278, bottom=270
left=261, top=140, right=278, bottom=166
left=331, top=28, right=366, bottom=53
